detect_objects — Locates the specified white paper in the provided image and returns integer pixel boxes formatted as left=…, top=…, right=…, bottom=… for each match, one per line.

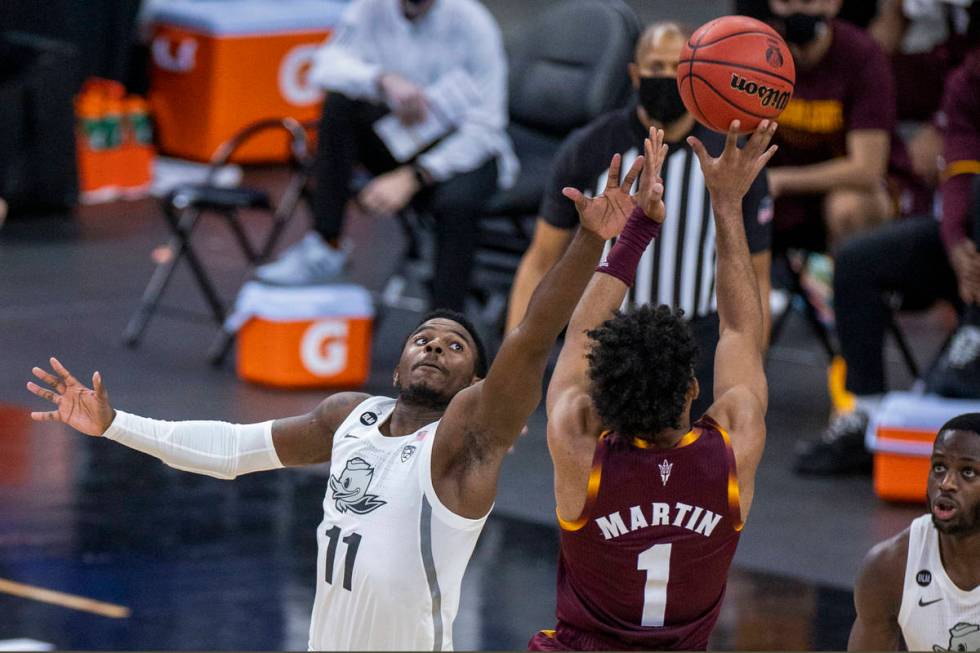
left=373, top=68, right=482, bottom=162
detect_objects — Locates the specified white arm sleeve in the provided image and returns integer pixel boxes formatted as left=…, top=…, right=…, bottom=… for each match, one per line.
left=416, top=11, right=509, bottom=182
left=102, top=410, right=283, bottom=480
left=308, top=0, right=383, bottom=102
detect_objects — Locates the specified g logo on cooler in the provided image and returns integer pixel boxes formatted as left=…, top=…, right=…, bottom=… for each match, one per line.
left=152, top=36, right=198, bottom=73
left=300, top=320, right=349, bottom=376
left=279, top=44, right=323, bottom=106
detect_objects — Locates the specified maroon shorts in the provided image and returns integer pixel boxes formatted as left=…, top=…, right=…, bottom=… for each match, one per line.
left=528, top=625, right=642, bottom=651
left=527, top=630, right=568, bottom=651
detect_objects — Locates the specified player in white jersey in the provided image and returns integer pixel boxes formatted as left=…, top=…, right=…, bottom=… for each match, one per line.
left=26, top=135, right=668, bottom=650
left=849, top=413, right=980, bottom=651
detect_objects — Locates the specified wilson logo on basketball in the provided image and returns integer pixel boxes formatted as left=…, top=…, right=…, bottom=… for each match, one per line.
left=764, top=42, right=784, bottom=68
left=730, top=74, right=791, bottom=110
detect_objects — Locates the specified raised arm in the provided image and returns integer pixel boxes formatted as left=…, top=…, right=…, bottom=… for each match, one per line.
left=689, top=120, right=777, bottom=519
left=27, top=357, right=365, bottom=478
left=432, top=153, right=646, bottom=515
left=445, top=153, right=645, bottom=435
left=547, top=128, right=668, bottom=416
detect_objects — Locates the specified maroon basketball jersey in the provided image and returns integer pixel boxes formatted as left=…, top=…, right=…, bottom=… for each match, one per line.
left=550, top=415, right=742, bottom=650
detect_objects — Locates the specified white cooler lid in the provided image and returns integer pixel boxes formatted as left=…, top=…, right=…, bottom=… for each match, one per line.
left=867, top=391, right=980, bottom=456
left=226, top=281, right=374, bottom=332
left=150, top=0, right=349, bottom=35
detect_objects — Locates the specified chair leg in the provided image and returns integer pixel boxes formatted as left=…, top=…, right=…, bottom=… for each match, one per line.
left=769, top=294, right=793, bottom=347
left=179, top=232, right=228, bottom=325
left=222, top=209, right=259, bottom=262
left=123, top=208, right=203, bottom=346
left=123, top=204, right=229, bottom=347
left=798, top=290, right=837, bottom=360
left=208, top=174, right=313, bottom=367
left=888, top=315, right=920, bottom=378
left=257, top=172, right=310, bottom=262
left=768, top=250, right=837, bottom=360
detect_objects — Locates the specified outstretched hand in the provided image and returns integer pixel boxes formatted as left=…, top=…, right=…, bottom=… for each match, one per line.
left=637, top=127, right=669, bottom=223
left=561, top=154, right=643, bottom=240
left=27, top=357, right=114, bottom=436
left=562, top=127, right=671, bottom=239
left=687, top=119, right=778, bottom=211
left=562, top=153, right=645, bottom=241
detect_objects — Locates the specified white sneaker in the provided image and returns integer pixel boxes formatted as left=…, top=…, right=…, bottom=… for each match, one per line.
left=948, top=325, right=980, bottom=368
left=255, top=232, right=348, bottom=286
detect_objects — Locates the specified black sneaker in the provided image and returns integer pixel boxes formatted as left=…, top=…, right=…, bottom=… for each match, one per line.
left=793, top=410, right=872, bottom=476
left=925, top=325, right=980, bottom=399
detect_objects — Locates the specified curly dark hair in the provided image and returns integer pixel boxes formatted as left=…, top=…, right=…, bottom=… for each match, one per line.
left=586, top=305, right=698, bottom=439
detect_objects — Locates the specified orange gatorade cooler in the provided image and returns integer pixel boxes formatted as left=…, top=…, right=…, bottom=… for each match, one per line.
left=148, top=0, right=346, bottom=162
left=868, top=392, right=980, bottom=502
left=230, top=282, right=374, bottom=389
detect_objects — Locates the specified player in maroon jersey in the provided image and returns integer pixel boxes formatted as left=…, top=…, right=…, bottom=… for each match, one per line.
left=529, top=118, right=777, bottom=651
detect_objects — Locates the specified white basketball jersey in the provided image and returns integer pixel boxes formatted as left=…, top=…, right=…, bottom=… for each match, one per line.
left=898, top=515, right=980, bottom=651
left=307, top=396, right=489, bottom=651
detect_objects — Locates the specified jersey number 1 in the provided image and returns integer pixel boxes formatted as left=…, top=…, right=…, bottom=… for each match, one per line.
left=325, top=526, right=361, bottom=591
left=637, top=543, right=672, bottom=627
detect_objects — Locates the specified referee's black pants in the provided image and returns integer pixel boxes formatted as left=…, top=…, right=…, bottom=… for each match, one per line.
left=690, top=312, right=721, bottom=420
left=313, top=92, right=498, bottom=312
left=834, top=216, right=960, bottom=395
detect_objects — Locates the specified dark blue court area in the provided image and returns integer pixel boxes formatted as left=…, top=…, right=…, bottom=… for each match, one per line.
left=1, top=0, right=964, bottom=649
left=0, top=173, right=935, bottom=649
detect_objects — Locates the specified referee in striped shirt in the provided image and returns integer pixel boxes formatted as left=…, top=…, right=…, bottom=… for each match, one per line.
left=507, top=21, right=773, bottom=417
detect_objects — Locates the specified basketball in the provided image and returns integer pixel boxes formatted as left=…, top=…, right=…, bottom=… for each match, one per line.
left=678, top=16, right=795, bottom=133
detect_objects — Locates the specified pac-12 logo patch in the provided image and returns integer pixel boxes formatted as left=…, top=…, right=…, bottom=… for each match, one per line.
left=916, top=569, right=932, bottom=587
left=360, top=412, right=378, bottom=426
left=329, top=457, right=387, bottom=514
left=401, top=445, right=417, bottom=463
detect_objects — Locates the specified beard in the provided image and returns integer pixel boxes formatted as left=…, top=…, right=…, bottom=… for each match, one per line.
left=396, top=380, right=452, bottom=411
left=929, top=496, right=980, bottom=536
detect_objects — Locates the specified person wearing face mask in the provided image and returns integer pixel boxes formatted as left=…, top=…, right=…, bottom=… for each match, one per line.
left=764, top=0, right=896, bottom=252
left=506, top=21, right=774, bottom=418
left=254, top=0, right=517, bottom=313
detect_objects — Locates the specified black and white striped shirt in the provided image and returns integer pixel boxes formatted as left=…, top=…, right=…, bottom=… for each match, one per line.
left=541, top=104, right=772, bottom=319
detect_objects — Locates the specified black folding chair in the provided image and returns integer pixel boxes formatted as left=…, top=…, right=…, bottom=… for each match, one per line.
left=123, top=117, right=315, bottom=364
left=770, top=248, right=921, bottom=378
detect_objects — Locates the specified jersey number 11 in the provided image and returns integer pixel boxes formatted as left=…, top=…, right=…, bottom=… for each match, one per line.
left=325, top=526, right=361, bottom=591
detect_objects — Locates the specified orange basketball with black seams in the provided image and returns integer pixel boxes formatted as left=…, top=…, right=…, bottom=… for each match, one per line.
left=678, top=15, right=795, bottom=133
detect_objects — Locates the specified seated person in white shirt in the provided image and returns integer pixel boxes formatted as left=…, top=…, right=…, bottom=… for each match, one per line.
left=256, top=0, right=518, bottom=312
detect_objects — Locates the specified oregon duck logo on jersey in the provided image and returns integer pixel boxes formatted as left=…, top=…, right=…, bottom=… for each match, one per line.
left=934, top=622, right=980, bottom=652
left=329, top=457, right=387, bottom=514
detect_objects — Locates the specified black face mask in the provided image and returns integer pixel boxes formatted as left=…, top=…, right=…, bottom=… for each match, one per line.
left=638, top=76, right=687, bottom=126
left=782, top=12, right=826, bottom=46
